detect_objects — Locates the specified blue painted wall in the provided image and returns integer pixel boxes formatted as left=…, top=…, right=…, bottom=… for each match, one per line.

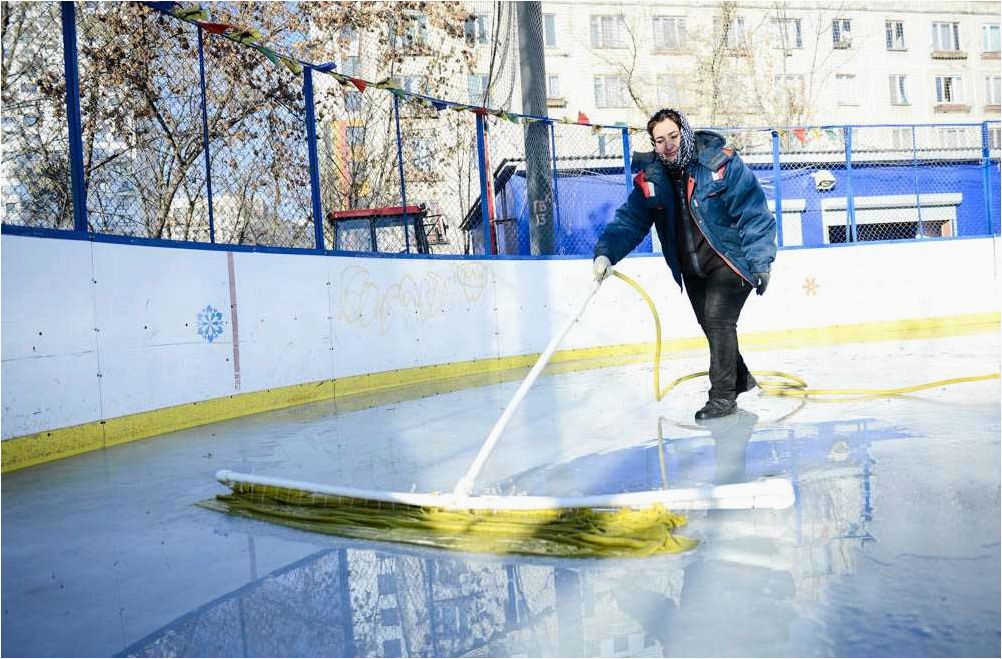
left=491, top=159, right=1000, bottom=254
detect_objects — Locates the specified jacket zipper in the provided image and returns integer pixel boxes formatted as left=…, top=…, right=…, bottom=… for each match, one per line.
left=687, top=176, right=754, bottom=286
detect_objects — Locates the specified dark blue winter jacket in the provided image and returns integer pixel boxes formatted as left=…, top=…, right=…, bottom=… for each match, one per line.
left=594, top=130, right=776, bottom=289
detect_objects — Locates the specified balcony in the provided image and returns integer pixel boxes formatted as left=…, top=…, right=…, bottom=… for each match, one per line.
left=931, top=50, right=967, bottom=60
left=933, top=103, right=971, bottom=113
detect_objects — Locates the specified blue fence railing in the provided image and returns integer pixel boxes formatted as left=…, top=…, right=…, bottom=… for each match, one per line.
left=2, top=2, right=999, bottom=257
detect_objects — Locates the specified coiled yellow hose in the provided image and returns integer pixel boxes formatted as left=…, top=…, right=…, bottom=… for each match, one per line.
left=610, top=270, right=1000, bottom=401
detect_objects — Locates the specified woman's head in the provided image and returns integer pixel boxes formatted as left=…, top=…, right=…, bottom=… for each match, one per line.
left=647, top=108, right=694, bottom=171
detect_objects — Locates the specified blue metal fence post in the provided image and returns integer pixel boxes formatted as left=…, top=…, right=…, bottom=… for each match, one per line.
left=981, top=121, right=994, bottom=235
left=843, top=125, right=858, bottom=243
left=475, top=112, right=492, bottom=255
left=549, top=121, right=561, bottom=240
left=303, top=69, right=325, bottom=251
left=392, top=95, right=411, bottom=253
left=196, top=27, right=216, bottom=243
left=60, top=1, right=88, bottom=232
left=621, top=127, right=632, bottom=196
left=771, top=130, right=784, bottom=248
left=911, top=125, right=924, bottom=237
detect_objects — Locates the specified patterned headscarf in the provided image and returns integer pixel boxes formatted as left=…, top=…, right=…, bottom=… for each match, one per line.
left=648, top=107, right=695, bottom=173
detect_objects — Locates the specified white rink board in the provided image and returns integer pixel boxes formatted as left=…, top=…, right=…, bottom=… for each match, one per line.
left=1, top=234, right=998, bottom=439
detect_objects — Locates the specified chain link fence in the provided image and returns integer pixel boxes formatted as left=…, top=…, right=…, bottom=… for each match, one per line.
left=1, top=1, right=71, bottom=229
left=2, top=3, right=999, bottom=257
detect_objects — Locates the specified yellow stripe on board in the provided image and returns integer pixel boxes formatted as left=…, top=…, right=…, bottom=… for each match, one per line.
left=2, top=312, right=998, bottom=473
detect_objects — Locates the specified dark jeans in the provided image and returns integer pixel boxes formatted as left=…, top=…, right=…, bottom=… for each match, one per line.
left=683, top=267, right=752, bottom=402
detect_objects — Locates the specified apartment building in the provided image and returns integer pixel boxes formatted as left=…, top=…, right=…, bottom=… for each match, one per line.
left=534, top=1, right=1000, bottom=132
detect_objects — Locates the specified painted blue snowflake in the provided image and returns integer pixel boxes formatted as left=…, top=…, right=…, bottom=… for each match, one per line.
left=197, top=305, right=225, bottom=343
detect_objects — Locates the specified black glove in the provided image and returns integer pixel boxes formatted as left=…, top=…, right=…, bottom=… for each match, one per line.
left=754, top=272, right=770, bottom=295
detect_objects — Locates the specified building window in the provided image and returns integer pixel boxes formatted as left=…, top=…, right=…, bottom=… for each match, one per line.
left=657, top=74, right=679, bottom=106
left=932, top=22, right=960, bottom=51
left=773, top=17, right=803, bottom=49
left=987, top=76, right=1002, bottom=104
left=407, top=134, right=435, bottom=172
left=832, top=18, right=852, bottom=48
left=340, top=55, right=360, bottom=77
left=989, top=126, right=1001, bottom=149
left=400, top=75, right=422, bottom=94
left=890, top=127, right=912, bottom=150
left=714, top=15, right=746, bottom=49
left=984, top=24, right=1001, bottom=52
left=938, top=127, right=967, bottom=149
left=935, top=76, right=963, bottom=103
left=590, top=15, right=626, bottom=48
left=652, top=16, right=686, bottom=49
left=836, top=74, right=857, bottom=105
left=885, top=20, right=906, bottom=50
left=390, top=11, right=427, bottom=52
left=346, top=125, right=366, bottom=147
left=464, top=14, right=489, bottom=45
left=544, top=14, right=557, bottom=47
left=546, top=74, right=560, bottom=99
left=468, top=74, right=488, bottom=105
left=594, top=75, right=629, bottom=108
left=889, top=75, right=909, bottom=105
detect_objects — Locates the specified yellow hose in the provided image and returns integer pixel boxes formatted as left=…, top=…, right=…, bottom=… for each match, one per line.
left=610, top=270, right=1000, bottom=401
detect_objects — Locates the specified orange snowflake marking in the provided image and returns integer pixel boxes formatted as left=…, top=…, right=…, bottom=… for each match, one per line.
left=803, top=277, right=819, bottom=296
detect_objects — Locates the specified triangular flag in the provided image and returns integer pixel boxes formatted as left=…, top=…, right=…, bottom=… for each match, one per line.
left=348, top=77, right=366, bottom=93
left=279, top=56, right=303, bottom=75
left=577, top=111, right=590, bottom=124
left=793, top=128, right=806, bottom=143
left=313, top=62, right=337, bottom=73
left=430, top=100, right=448, bottom=111
left=173, top=5, right=207, bottom=21
left=200, top=22, right=234, bottom=35
left=373, top=78, right=396, bottom=89
left=254, top=44, right=279, bottom=67
left=147, top=2, right=180, bottom=13
left=228, top=27, right=264, bottom=44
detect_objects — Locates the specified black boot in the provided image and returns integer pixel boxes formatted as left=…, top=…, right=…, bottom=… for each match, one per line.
left=737, top=372, right=757, bottom=396
left=695, top=398, right=737, bottom=420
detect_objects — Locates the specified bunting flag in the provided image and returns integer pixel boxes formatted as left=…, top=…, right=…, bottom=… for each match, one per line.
left=348, top=77, right=366, bottom=93
left=373, top=78, right=397, bottom=90
left=173, top=4, right=208, bottom=21
left=254, top=44, right=279, bottom=67
left=793, top=128, right=807, bottom=144
left=147, top=1, right=180, bottom=13
left=279, top=56, right=303, bottom=75
left=577, top=111, right=590, bottom=124
left=228, top=27, right=264, bottom=44
left=430, top=100, right=448, bottom=111
left=313, top=62, right=337, bottom=73
left=200, top=22, right=233, bottom=35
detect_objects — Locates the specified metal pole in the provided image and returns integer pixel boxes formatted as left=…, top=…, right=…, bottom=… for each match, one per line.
left=771, top=130, right=784, bottom=247
left=549, top=121, right=561, bottom=245
left=60, top=1, right=88, bottom=232
left=303, top=69, right=325, bottom=251
left=393, top=95, right=410, bottom=253
left=621, top=127, right=632, bottom=195
left=911, top=125, right=924, bottom=238
left=516, top=1, right=553, bottom=255
left=196, top=27, right=216, bottom=243
left=475, top=112, right=492, bottom=255
left=843, top=126, right=858, bottom=243
left=981, top=121, right=994, bottom=235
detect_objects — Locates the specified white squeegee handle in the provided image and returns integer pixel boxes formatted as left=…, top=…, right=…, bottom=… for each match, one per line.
left=453, top=276, right=606, bottom=497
